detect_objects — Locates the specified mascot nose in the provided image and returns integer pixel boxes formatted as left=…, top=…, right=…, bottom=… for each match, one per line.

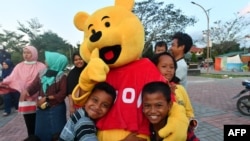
left=90, top=29, right=102, bottom=42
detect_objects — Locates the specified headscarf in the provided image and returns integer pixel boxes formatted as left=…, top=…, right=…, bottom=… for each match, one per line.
left=41, top=51, right=68, bottom=93
left=67, top=52, right=87, bottom=94
left=2, top=46, right=46, bottom=93
left=1, top=59, right=14, bottom=79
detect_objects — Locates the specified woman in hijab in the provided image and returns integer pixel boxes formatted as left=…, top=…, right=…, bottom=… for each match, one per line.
left=66, top=51, right=87, bottom=115
left=1, top=46, right=46, bottom=137
left=1, top=59, right=20, bottom=116
left=23, top=51, right=68, bottom=141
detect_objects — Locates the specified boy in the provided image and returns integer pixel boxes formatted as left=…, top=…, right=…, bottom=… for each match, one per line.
left=154, top=41, right=168, bottom=54
left=169, top=32, right=193, bottom=88
left=142, top=81, right=189, bottom=141
left=59, top=82, right=116, bottom=141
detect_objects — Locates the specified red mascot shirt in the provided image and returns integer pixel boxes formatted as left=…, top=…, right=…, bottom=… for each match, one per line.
left=96, top=58, right=166, bottom=135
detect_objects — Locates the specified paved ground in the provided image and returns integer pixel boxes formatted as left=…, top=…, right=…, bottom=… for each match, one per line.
left=1, top=70, right=250, bottom=141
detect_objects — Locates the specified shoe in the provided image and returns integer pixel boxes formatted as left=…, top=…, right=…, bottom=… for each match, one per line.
left=2, top=112, right=9, bottom=116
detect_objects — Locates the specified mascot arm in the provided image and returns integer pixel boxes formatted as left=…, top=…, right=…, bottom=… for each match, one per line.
left=158, top=102, right=189, bottom=141
left=72, top=48, right=110, bottom=106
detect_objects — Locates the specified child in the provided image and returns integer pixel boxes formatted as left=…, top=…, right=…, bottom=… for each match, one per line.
left=154, top=41, right=168, bottom=54
left=59, top=82, right=117, bottom=141
left=151, top=52, right=199, bottom=141
left=141, top=81, right=188, bottom=141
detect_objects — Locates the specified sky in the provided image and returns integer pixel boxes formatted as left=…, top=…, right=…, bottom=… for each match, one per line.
left=0, top=0, right=250, bottom=47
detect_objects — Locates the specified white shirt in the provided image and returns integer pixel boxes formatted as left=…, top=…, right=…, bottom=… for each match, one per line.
left=176, top=58, right=188, bottom=89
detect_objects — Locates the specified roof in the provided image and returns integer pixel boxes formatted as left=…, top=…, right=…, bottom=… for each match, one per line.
left=190, top=46, right=203, bottom=54
left=216, top=51, right=244, bottom=57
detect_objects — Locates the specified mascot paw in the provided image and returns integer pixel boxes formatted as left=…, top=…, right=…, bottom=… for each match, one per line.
left=79, top=48, right=110, bottom=91
left=158, top=103, right=189, bottom=141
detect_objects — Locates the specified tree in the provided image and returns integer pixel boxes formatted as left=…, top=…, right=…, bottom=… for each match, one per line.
left=133, top=0, right=196, bottom=56
left=31, top=31, right=73, bottom=61
left=209, top=13, right=250, bottom=55
left=0, top=30, right=28, bottom=64
left=0, top=30, right=28, bottom=52
left=17, top=18, right=73, bottom=62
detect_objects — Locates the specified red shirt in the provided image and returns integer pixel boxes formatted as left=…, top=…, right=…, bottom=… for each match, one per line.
left=96, top=58, right=166, bottom=135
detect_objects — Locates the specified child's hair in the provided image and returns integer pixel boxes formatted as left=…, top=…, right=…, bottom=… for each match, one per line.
left=150, top=52, right=180, bottom=83
left=142, top=81, right=171, bottom=103
left=154, top=41, right=168, bottom=51
left=172, top=32, right=193, bottom=54
left=91, top=82, right=116, bottom=102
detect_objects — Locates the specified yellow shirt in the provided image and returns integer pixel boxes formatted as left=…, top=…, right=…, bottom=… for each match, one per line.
left=175, top=84, right=195, bottom=119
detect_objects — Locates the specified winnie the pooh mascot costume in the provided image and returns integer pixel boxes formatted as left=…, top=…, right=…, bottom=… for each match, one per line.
left=72, top=0, right=188, bottom=140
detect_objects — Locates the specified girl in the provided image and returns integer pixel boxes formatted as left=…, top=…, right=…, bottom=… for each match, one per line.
left=66, top=51, right=87, bottom=115
left=151, top=52, right=199, bottom=141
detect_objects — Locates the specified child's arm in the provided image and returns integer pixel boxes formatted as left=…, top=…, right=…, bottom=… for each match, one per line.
left=177, top=85, right=195, bottom=119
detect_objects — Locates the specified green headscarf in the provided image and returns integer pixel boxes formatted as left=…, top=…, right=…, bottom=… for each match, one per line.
left=41, top=51, right=68, bottom=93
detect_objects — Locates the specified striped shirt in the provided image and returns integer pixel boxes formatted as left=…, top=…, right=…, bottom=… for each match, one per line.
left=59, top=108, right=98, bottom=141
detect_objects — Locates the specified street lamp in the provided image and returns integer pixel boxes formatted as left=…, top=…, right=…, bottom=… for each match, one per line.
left=191, top=1, right=211, bottom=72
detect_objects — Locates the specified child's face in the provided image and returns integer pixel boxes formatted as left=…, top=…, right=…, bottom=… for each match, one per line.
left=85, top=89, right=113, bottom=119
left=157, top=55, right=175, bottom=81
left=142, top=92, right=172, bottom=126
left=155, top=46, right=166, bottom=54
left=73, top=55, right=85, bottom=68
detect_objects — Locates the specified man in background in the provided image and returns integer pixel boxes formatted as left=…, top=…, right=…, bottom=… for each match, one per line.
left=169, top=32, right=193, bottom=89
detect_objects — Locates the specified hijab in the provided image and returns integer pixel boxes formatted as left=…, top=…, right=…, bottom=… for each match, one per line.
left=41, top=51, right=68, bottom=93
left=1, top=59, right=14, bottom=79
left=2, top=46, right=46, bottom=93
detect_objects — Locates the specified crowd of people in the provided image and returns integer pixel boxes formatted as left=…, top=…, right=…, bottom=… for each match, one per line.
left=0, top=31, right=200, bottom=141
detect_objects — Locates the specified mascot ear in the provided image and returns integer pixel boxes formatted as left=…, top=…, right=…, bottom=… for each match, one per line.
left=115, top=0, right=134, bottom=11
left=74, top=12, right=89, bottom=31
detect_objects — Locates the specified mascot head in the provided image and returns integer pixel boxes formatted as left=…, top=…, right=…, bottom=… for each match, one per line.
left=74, top=0, right=144, bottom=68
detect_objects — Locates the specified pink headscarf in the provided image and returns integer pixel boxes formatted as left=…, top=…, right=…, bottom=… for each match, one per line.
left=2, top=46, right=46, bottom=93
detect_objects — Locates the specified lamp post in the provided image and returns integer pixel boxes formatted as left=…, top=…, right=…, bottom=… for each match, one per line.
left=191, top=1, right=211, bottom=72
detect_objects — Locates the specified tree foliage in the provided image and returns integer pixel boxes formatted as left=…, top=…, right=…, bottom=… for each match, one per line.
left=133, top=0, right=196, bottom=56
left=0, top=30, right=28, bottom=53
left=209, top=13, right=250, bottom=56
left=17, top=18, right=73, bottom=62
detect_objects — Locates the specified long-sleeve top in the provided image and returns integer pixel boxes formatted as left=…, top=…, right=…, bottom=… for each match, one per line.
left=175, top=84, right=194, bottom=119
left=27, top=73, right=67, bottom=107
left=59, top=108, right=98, bottom=141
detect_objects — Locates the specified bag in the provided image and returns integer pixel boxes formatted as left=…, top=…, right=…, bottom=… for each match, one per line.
left=18, top=101, right=37, bottom=114
left=0, top=84, right=16, bottom=95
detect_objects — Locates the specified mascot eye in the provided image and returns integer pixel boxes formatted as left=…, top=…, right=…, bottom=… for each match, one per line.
left=105, top=22, right=110, bottom=27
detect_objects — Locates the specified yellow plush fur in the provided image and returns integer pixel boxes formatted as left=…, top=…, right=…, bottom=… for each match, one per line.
left=72, top=0, right=188, bottom=140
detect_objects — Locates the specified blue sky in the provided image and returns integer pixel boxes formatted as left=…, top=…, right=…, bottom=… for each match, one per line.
left=0, top=0, right=250, bottom=47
